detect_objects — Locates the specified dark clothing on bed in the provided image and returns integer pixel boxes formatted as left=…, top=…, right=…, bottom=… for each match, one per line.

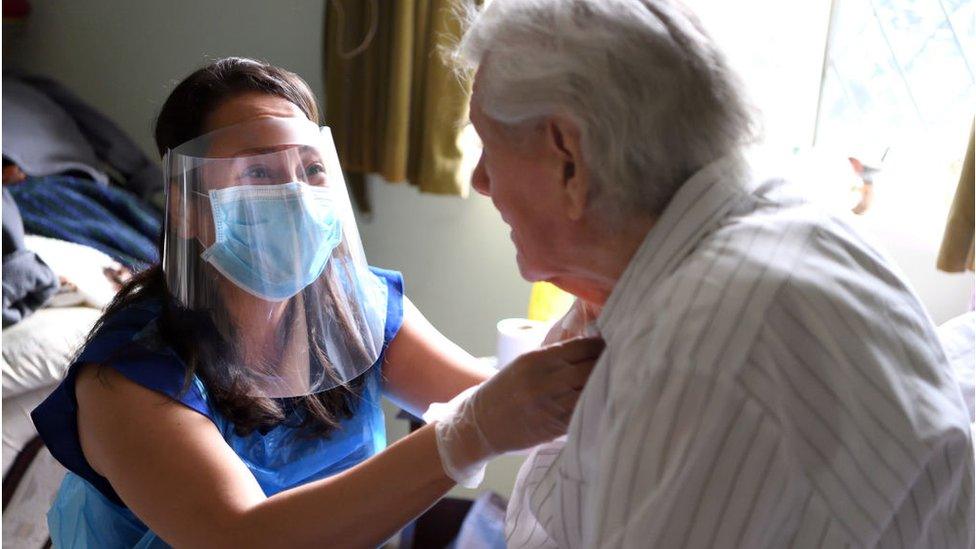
left=2, top=187, right=60, bottom=327
left=6, top=176, right=162, bottom=270
left=2, top=72, right=163, bottom=201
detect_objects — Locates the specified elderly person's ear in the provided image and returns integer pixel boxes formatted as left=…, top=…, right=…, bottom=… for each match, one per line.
left=545, top=116, right=587, bottom=221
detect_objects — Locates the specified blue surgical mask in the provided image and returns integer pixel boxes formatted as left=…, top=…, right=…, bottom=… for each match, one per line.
left=201, top=182, right=343, bottom=301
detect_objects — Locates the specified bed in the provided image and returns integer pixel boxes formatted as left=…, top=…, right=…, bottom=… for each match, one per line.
left=2, top=70, right=163, bottom=549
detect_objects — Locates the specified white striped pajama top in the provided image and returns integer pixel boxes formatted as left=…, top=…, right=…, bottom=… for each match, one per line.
left=505, top=153, right=974, bottom=549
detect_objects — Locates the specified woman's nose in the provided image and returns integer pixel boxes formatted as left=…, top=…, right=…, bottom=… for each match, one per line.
left=471, top=153, right=490, bottom=197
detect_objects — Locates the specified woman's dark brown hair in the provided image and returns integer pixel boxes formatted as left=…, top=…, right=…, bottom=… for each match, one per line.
left=91, top=57, right=368, bottom=438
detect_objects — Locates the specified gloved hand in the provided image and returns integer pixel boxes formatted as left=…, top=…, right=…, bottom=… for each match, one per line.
left=542, top=299, right=601, bottom=345
left=426, top=336, right=604, bottom=487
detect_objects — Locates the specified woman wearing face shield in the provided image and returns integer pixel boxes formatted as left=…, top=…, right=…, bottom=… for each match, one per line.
left=31, top=58, right=603, bottom=548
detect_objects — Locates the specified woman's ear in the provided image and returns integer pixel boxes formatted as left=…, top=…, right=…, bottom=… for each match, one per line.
left=545, top=116, right=588, bottom=221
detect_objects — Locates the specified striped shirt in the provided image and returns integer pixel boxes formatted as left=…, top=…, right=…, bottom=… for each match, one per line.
left=505, top=153, right=975, bottom=548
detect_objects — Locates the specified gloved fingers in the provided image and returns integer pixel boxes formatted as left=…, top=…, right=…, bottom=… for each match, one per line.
left=506, top=336, right=602, bottom=379
left=544, top=336, right=605, bottom=364
left=529, top=410, right=571, bottom=439
left=545, top=416, right=571, bottom=436
left=552, top=388, right=584, bottom=413
left=548, top=357, right=599, bottom=392
left=542, top=323, right=571, bottom=346
left=537, top=394, right=577, bottom=427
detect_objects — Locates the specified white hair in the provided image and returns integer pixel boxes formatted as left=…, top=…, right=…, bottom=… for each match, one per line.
left=454, top=0, right=756, bottom=219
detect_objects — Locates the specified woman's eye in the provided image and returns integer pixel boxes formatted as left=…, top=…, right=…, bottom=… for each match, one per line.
left=240, top=165, right=272, bottom=180
left=305, top=162, right=328, bottom=185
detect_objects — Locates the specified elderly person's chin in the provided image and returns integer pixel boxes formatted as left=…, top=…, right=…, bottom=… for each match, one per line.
left=509, top=236, right=555, bottom=282
left=514, top=251, right=544, bottom=282
left=514, top=249, right=579, bottom=298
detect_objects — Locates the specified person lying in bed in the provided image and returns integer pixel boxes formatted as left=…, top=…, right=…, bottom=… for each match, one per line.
left=31, top=57, right=603, bottom=548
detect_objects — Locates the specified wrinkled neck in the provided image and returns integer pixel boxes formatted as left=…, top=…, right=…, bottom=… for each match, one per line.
left=549, top=214, right=656, bottom=307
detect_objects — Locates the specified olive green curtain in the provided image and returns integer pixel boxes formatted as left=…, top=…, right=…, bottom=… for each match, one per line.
left=324, top=0, right=471, bottom=212
left=937, top=121, right=975, bottom=273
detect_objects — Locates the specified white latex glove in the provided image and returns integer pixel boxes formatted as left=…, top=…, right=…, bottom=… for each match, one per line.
left=426, top=336, right=604, bottom=488
left=422, top=385, right=484, bottom=487
left=542, top=299, right=601, bottom=345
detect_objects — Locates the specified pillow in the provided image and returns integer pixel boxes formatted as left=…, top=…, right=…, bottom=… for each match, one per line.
left=2, top=307, right=101, bottom=398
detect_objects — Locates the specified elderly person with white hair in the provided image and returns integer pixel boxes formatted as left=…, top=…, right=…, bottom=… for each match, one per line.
left=446, top=0, right=975, bottom=547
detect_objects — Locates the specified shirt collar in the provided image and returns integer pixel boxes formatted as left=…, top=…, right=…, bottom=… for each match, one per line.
left=597, top=151, right=762, bottom=340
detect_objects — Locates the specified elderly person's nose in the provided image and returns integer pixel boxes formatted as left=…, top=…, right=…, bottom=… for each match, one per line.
left=471, top=154, right=490, bottom=196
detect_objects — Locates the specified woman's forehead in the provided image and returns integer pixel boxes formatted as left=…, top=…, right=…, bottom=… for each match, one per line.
left=231, top=144, right=318, bottom=158
left=204, top=93, right=306, bottom=133
left=205, top=128, right=317, bottom=158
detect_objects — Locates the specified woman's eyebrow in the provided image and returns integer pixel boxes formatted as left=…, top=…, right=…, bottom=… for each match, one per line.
left=234, top=145, right=290, bottom=157
left=234, top=143, right=322, bottom=157
left=298, top=146, right=327, bottom=163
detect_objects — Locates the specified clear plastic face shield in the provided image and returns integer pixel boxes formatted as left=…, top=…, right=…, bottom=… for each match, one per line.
left=162, top=117, right=387, bottom=398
